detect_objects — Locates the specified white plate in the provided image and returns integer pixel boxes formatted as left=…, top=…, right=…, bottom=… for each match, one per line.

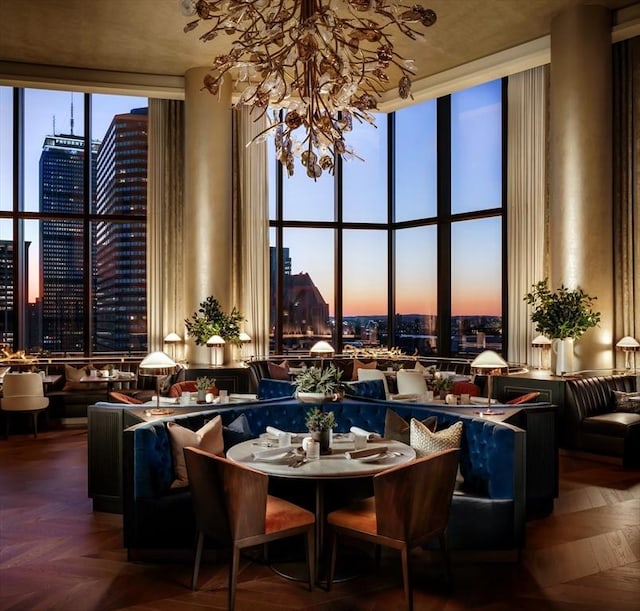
left=253, top=450, right=295, bottom=463
left=470, top=396, right=490, bottom=405
left=357, top=452, right=390, bottom=463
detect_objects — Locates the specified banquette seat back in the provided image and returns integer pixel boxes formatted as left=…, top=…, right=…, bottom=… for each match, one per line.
left=121, top=399, right=525, bottom=557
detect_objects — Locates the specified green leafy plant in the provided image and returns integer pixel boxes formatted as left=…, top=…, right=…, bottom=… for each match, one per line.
left=305, top=407, right=337, bottom=431
left=196, top=376, right=216, bottom=391
left=184, top=296, right=245, bottom=346
left=432, top=374, right=453, bottom=393
left=524, top=279, right=601, bottom=340
left=294, top=364, right=344, bottom=395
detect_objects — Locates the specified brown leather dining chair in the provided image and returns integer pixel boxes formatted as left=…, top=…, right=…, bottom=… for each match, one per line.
left=183, top=446, right=316, bottom=610
left=326, top=448, right=460, bottom=611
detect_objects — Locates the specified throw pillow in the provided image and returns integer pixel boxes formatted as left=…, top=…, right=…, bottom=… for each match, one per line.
left=63, top=364, right=102, bottom=391
left=414, top=361, right=426, bottom=373
left=167, top=416, right=224, bottom=488
left=0, top=366, right=10, bottom=381
left=351, top=359, right=377, bottom=381
left=268, top=360, right=290, bottom=381
left=223, top=413, right=254, bottom=450
left=410, top=418, right=463, bottom=458
left=612, top=390, right=640, bottom=414
left=384, top=409, right=437, bottom=445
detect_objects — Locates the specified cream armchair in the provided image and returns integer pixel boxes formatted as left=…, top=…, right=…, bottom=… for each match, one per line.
left=1, top=372, right=49, bottom=438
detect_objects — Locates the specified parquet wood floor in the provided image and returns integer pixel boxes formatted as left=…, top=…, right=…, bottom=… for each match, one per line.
left=0, top=428, right=638, bottom=610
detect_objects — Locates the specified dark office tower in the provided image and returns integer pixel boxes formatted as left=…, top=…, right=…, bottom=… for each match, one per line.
left=0, top=240, right=15, bottom=347
left=94, top=108, right=148, bottom=352
left=40, top=134, right=97, bottom=352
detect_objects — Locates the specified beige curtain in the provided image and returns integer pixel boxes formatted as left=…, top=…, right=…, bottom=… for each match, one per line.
left=147, top=99, right=185, bottom=354
left=506, top=66, right=548, bottom=365
left=232, top=107, right=270, bottom=358
left=613, top=37, right=640, bottom=366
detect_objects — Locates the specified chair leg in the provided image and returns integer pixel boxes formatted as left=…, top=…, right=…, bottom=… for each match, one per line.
left=229, top=544, right=240, bottom=611
left=32, top=412, right=38, bottom=438
left=400, top=545, right=412, bottom=611
left=305, top=527, right=315, bottom=591
left=327, top=529, right=337, bottom=591
left=438, top=532, right=453, bottom=589
left=191, top=531, right=204, bottom=591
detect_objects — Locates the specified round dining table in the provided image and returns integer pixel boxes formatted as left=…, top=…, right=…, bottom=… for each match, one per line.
left=226, top=433, right=416, bottom=584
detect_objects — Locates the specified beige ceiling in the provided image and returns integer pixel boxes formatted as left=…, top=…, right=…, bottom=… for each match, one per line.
left=0, top=0, right=638, bottom=95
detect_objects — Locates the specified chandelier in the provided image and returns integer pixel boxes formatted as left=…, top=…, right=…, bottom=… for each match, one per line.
left=180, top=0, right=436, bottom=179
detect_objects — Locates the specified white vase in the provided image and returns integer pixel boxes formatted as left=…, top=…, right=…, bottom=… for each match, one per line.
left=552, top=338, right=574, bottom=376
left=296, top=391, right=330, bottom=404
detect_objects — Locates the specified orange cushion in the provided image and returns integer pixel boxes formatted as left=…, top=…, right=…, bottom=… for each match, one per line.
left=506, top=391, right=541, bottom=405
left=167, top=380, right=198, bottom=398
left=265, top=495, right=315, bottom=534
left=452, top=381, right=481, bottom=397
left=327, top=497, right=377, bottom=535
left=108, top=391, right=142, bottom=405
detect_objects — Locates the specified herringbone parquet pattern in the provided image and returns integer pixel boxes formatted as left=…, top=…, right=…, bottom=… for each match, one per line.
left=0, top=428, right=638, bottom=610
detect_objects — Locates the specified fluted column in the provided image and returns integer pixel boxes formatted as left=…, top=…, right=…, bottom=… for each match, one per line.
left=183, top=67, right=233, bottom=364
left=550, top=5, right=613, bottom=371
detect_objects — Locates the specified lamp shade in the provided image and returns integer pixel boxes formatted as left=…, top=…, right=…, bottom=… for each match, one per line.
left=163, top=332, right=182, bottom=343
left=616, top=336, right=640, bottom=349
left=310, top=340, right=335, bottom=356
left=206, top=335, right=225, bottom=347
left=139, top=351, right=177, bottom=369
left=531, top=335, right=552, bottom=347
left=470, top=350, right=509, bottom=374
left=239, top=332, right=252, bottom=343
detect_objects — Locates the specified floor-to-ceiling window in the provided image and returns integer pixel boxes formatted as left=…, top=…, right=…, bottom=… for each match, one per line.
left=0, top=87, right=148, bottom=355
left=269, top=79, right=505, bottom=357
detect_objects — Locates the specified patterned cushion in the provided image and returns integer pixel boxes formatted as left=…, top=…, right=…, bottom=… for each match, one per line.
left=612, top=390, right=640, bottom=413
left=63, top=364, right=102, bottom=391
left=410, top=418, right=463, bottom=457
left=414, top=361, right=426, bottom=372
left=167, top=416, right=224, bottom=488
left=384, top=409, right=436, bottom=445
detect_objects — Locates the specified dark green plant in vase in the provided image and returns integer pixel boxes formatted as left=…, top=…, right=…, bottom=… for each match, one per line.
left=294, top=364, right=344, bottom=401
left=305, top=406, right=337, bottom=455
left=524, top=279, right=601, bottom=340
left=184, top=296, right=245, bottom=346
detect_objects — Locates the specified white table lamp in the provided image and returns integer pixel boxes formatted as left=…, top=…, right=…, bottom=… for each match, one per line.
left=139, top=351, right=177, bottom=409
left=207, top=335, right=225, bottom=367
left=616, top=336, right=640, bottom=370
left=470, top=350, right=509, bottom=415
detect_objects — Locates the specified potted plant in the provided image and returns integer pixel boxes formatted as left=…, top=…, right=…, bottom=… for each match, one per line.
left=185, top=296, right=245, bottom=346
left=304, top=406, right=337, bottom=454
left=524, top=279, right=601, bottom=375
left=294, top=364, right=344, bottom=403
left=431, top=373, right=453, bottom=398
left=196, top=376, right=217, bottom=402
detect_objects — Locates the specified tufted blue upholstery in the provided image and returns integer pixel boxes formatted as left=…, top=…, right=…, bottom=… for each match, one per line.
left=122, top=398, right=526, bottom=555
left=257, top=378, right=296, bottom=400
left=343, top=379, right=386, bottom=400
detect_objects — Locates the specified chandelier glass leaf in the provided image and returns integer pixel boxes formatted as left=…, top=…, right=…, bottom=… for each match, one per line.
left=180, top=0, right=437, bottom=179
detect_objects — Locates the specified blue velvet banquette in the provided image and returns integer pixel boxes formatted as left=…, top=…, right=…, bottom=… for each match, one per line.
left=120, top=397, right=526, bottom=561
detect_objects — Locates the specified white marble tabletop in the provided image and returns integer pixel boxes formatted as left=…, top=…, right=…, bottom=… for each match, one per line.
left=226, top=434, right=415, bottom=479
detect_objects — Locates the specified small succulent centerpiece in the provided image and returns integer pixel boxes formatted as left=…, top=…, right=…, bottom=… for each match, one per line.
left=294, top=364, right=344, bottom=403
left=185, top=296, right=245, bottom=346
left=305, top=406, right=337, bottom=455
left=196, top=376, right=217, bottom=402
left=524, top=279, right=601, bottom=375
left=431, top=373, right=453, bottom=398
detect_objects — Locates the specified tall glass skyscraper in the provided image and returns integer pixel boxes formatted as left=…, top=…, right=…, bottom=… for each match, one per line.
left=40, top=134, right=97, bottom=352
left=94, top=108, right=148, bottom=352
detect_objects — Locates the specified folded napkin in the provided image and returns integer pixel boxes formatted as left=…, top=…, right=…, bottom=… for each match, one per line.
left=252, top=445, right=297, bottom=461
left=390, top=394, right=418, bottom=402
left=349, top=426, right=381, bottom=441
left=345, top=446, right=388, bottom=460
left=266, top=426, right=287, bottom=437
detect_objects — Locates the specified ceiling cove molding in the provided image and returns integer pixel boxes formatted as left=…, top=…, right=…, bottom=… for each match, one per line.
left=378, top=36, right=551, bottom=113
left=0, top=61, right=184, bottom=100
